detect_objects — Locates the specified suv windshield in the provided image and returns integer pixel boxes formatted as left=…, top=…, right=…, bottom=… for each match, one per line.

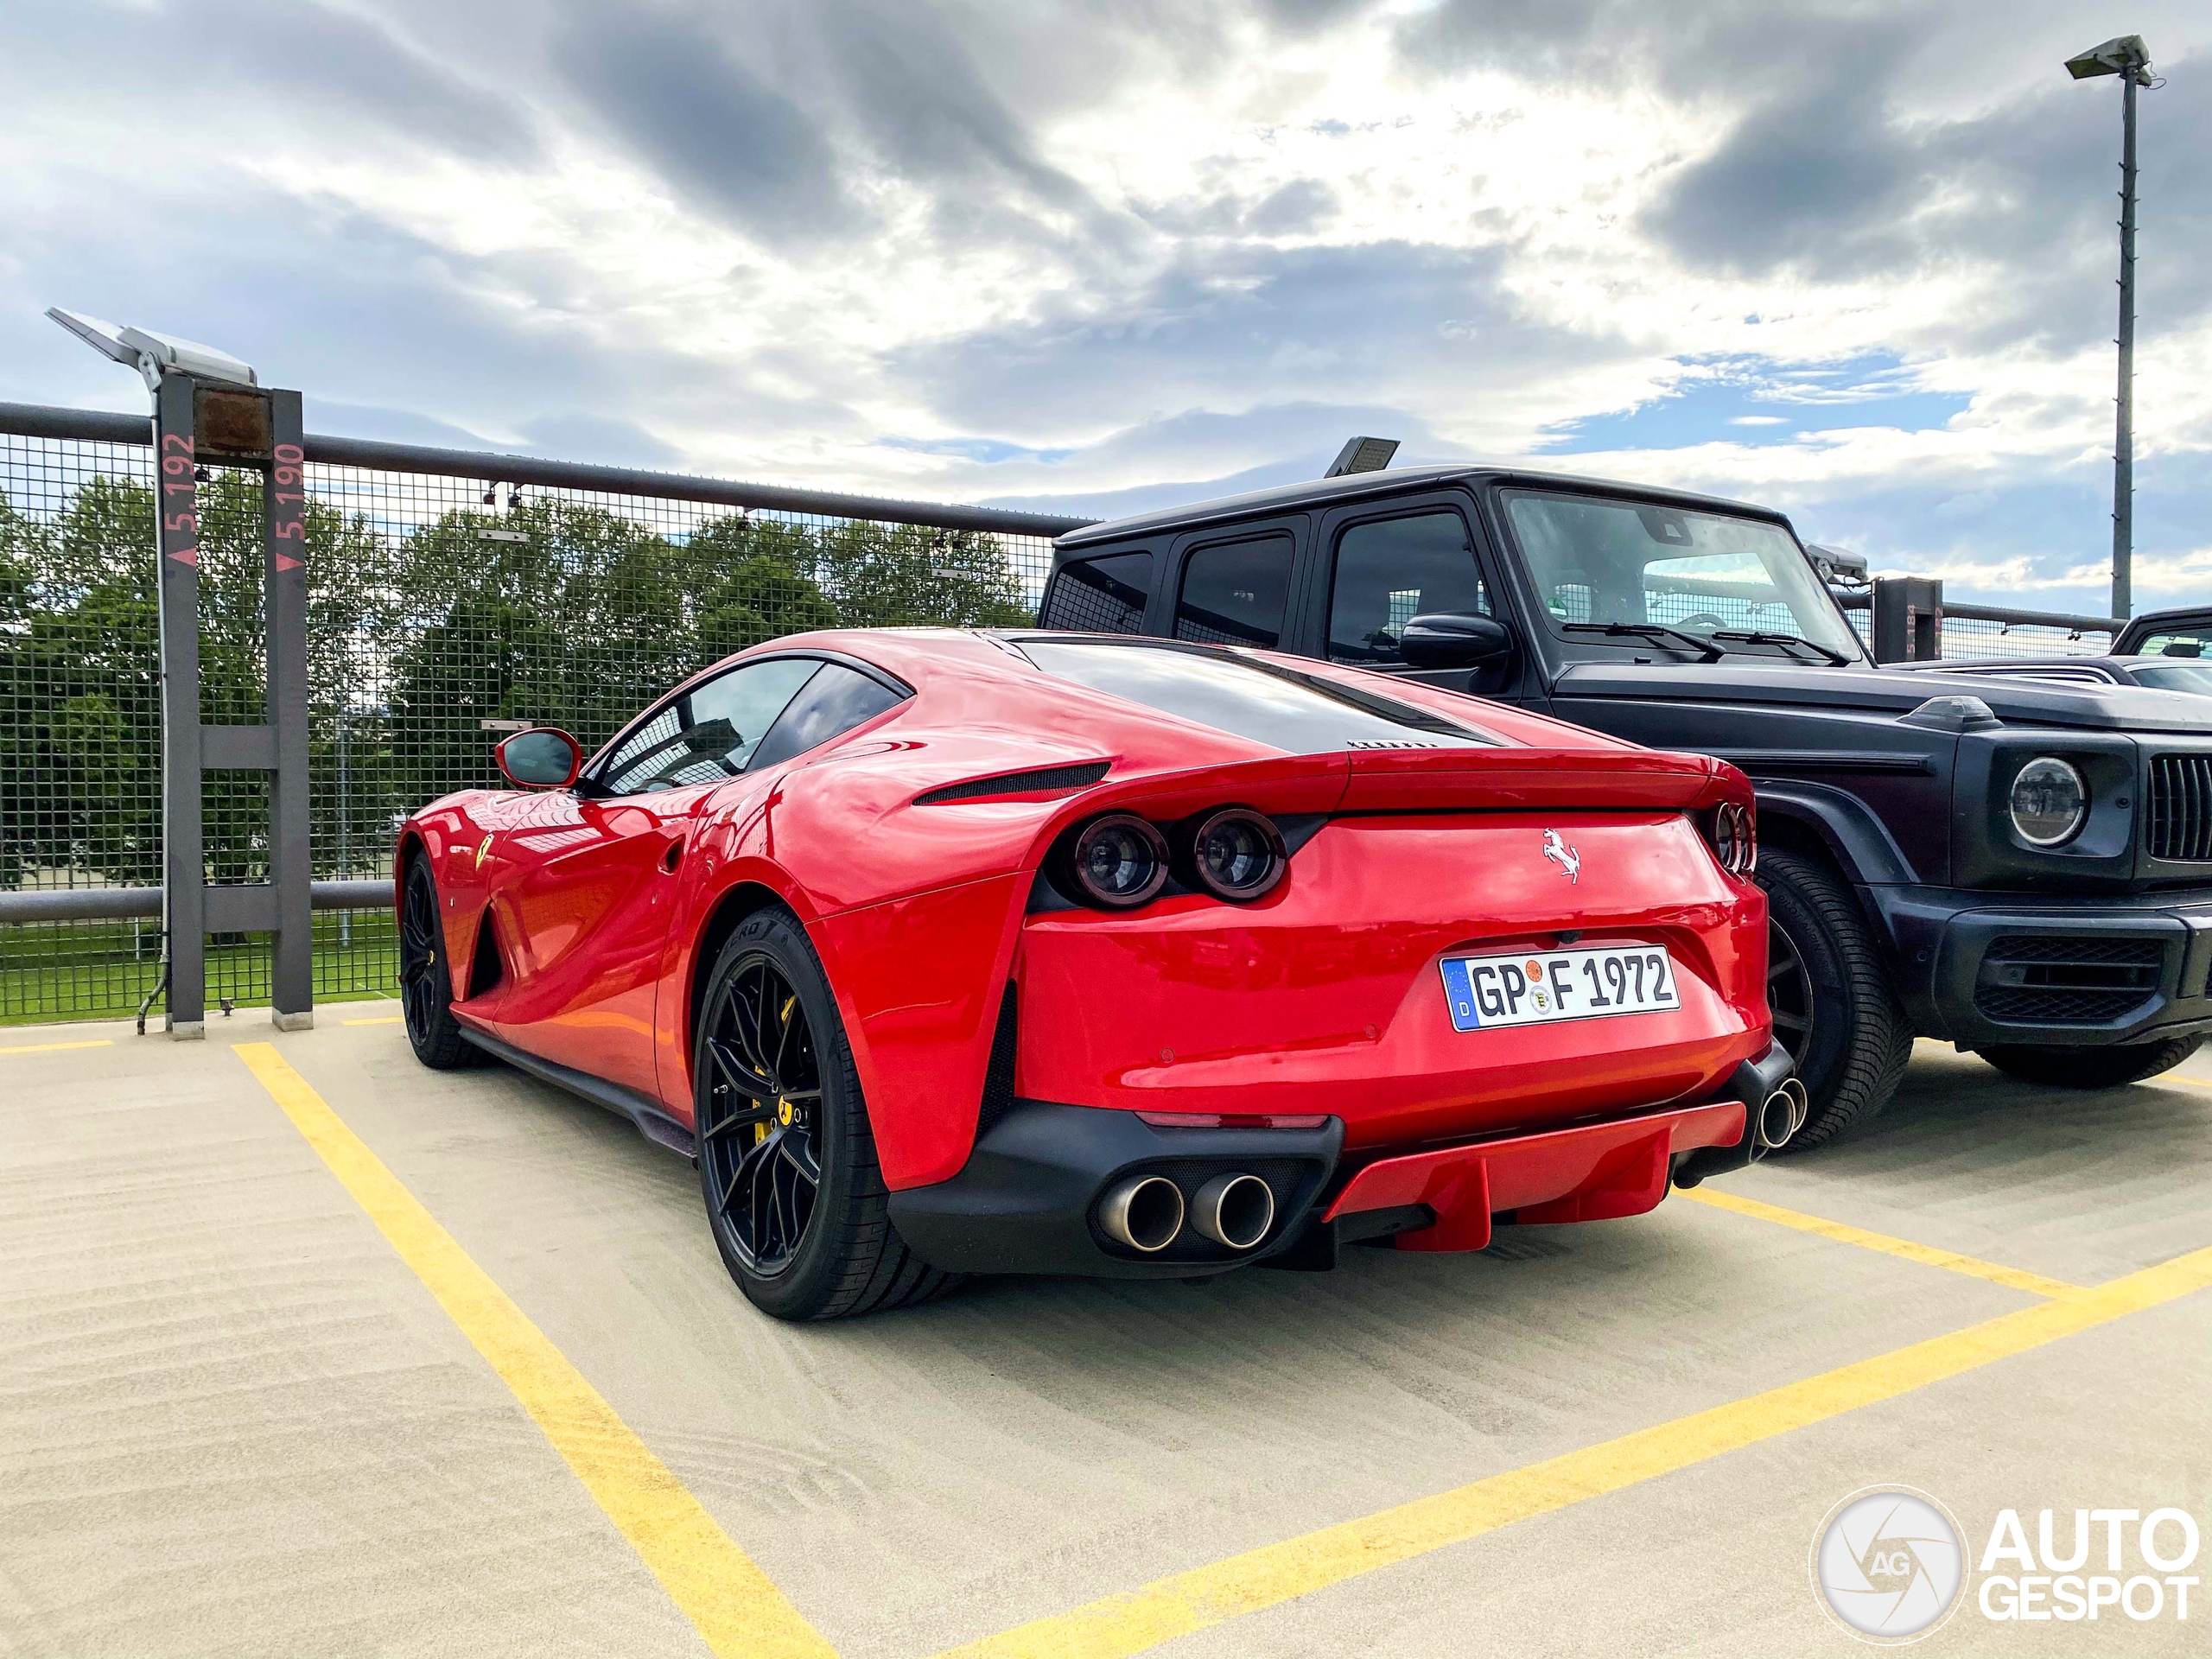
left=1014, top=637, right=1501, bottom=753
left=1503, top=489, right=1866, bottom=663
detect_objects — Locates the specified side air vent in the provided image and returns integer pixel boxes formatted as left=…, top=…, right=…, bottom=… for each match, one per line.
left=914, top=761, right=1110, bottom=805
left=466, top=906, right=506, bottom=998
left=976, top=983, right=1019, bottom=1138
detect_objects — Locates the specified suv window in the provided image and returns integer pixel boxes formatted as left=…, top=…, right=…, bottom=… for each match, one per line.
left=1174, top=534, right=1293, bottom=649
left=1326, top=511, right=1490, bottom=665
left=747, top=663, right=905, bottom=771
left=595, top=658, right=821, bottom=793
left=2133, top=631, right=2212, bottom=659
left=1503, top=490, right=1864, bottom=659
left=1017, top=638, right=1500, bottom=753
left=1041, top=550, right=1153, bottom=633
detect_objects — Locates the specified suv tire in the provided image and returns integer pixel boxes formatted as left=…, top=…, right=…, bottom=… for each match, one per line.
left=1756, top=849, right=1912, bottom=1149
left=1974, top=1035, right=2203, bottom=1090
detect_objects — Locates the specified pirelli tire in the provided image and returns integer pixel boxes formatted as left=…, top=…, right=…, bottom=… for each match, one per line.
left=693, top=907, right=963, bottom=1321
left=1756, top=848, right=1913, bottom=1150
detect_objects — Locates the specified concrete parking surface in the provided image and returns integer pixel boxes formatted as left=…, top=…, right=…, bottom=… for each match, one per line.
left=3, top=1010, right=2208, bottom=1657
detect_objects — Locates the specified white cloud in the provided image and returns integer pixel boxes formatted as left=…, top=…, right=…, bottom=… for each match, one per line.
left=2, top=0, right=2209, bottom=610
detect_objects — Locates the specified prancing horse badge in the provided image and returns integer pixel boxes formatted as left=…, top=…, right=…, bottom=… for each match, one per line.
left=1542, top=828, right=1580, bottom=883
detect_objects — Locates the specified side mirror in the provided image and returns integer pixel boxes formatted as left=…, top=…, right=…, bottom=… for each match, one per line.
left=495, top=728, right=582, bottom=790
left=1400, top=612, right=1516, bottom=671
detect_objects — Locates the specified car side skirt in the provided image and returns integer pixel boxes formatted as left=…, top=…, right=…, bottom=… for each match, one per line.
left=460, top=1027, right=698, bottom=1160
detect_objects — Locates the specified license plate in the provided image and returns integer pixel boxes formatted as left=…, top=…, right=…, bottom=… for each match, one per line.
left=1439, top=944, right=1679, bottom=1032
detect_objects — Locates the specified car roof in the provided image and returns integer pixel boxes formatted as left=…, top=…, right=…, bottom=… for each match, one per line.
left=1054, top=463, right=1792, bottom=550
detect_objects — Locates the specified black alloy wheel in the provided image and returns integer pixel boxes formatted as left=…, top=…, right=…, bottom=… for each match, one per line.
left=1765, top=915, right=1815, bottom=1070
left=1754, top=849, right=1913, bottom=1149
left=693, top=908, right=960, bottom=1320
left=698, top=954, right=824, bottom=1277
left=399, top=858, right=481, bottom=1069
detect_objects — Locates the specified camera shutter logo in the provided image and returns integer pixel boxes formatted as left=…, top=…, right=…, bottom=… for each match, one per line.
left=1811, top=1486, right=1968, bottom=1643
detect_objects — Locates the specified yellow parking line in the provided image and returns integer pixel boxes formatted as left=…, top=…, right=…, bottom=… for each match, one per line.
left=232, top=1042, right=835, bottom=1659
left=341, top=1015, right=404, bottom=1026
left=0, top=1038, right=113, bottom=1057
left=1677, top=1185, right=2082, bottom=1300
left=940, top=1239, right=2212, bottom=1659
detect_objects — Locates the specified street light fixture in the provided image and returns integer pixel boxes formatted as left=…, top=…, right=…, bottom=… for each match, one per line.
left=2065, top=35, right=2157, bottom=620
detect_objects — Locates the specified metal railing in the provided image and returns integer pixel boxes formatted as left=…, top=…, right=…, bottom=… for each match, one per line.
left=1835, top=585, right=2119, bottom=662
left=0, top=396, right=2137, bottom=1024
left=1, top=399, right=1084, bottom=1023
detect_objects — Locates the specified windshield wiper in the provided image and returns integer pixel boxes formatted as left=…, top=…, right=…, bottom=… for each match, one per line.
left=1710, top=630, right=1853, bottom=666
left=1561, top=621, right=1725, bottom=663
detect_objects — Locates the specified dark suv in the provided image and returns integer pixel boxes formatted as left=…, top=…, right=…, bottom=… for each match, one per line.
left=1038, top=463, right=2212, bottom=1144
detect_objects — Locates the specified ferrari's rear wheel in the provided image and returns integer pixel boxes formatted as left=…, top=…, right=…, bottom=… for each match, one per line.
left=694, top=909, right=960, bottom=1321
left=399, top=858, right=481, bottom=1070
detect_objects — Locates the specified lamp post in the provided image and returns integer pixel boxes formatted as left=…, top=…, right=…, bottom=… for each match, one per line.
left=2067, top=34, right=2156, bottom=620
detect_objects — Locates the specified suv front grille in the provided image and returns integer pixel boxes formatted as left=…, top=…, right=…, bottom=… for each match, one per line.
left=2147, top=755, right=2212, bottom=861
left=1974, top=935, right=2164, bottom=1026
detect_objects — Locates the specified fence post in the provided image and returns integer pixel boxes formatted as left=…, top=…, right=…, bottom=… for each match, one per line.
left=1871, top=576, right=1943, bottom=663
left=265, top=390, right=314, bottom=1027
left=151, top=372, right=315, bottom=1034
left=152, top=374, right=207, bottom=1037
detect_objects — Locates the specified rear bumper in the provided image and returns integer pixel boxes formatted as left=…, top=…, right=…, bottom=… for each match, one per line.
left=887, top=1053, right=1777, bottom=1278
left=1870, top=886, right=2212, bottom=1048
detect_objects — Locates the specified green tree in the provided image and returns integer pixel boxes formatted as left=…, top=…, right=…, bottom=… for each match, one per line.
left=809, top=521, right=1034, bottom=628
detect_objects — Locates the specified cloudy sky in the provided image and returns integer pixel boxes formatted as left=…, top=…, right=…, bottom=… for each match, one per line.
left=4, top=1, right=2209, bottom=612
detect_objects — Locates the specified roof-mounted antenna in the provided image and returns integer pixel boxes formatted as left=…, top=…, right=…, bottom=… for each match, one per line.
left=1324, top=436, right=1398, bottom=478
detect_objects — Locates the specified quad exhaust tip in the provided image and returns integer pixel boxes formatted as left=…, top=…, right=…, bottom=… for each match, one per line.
left=1191, top=1173, right=1274, bottom=1251
left=1752, top=1078, right=1809, bottom=1159
left=1098, top=1174, right=1185, bottom=1253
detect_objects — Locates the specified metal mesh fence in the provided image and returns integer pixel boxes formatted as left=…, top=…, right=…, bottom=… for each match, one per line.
left=2, top=420, right=1058, bottom=1022
left=0, top=405, right=2140, bottom=1026
left=1833, top=597, right=2116, bottom=659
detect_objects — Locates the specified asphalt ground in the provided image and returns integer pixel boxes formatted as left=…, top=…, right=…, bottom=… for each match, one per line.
left=3, top=1010, right=2209, bottom=1657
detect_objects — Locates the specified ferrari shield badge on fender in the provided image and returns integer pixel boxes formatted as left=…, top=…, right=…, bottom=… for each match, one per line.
left=1542, top=828, right=1580, bottom=883
left=474, top=834, right=493, bottom=870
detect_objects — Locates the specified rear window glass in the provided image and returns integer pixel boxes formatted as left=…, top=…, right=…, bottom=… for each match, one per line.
left=1041, top=550, right=1153, bottom=633
left=1016, top=639, right=1500, bottom=754
left=2134, top=631, right=2212, bottom=659
left=747, top=664, right=906, bottom=771
left=1175, top=535, right=1293, bottom=648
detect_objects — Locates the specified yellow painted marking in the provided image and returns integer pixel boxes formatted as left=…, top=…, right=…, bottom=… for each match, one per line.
left=341, top=1015, right=405, bottom=1027
left=232, top=1043, right=835, bottom=1659
left=941, top=1243, right=2212, bottom=1659
left=2157, top=1073, right=2212, bottom=1093
left=0, top=1038, right=113, bottom=1057
left=1678, top=1185, right=2082, bottom=1300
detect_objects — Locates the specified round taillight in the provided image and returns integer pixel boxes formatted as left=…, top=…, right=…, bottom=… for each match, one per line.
left=1184, top=806, right=1287, bottom=900
left=1709, top=801, right=1757, bottom=877
left=1064, top=813, right=1169, bottom=909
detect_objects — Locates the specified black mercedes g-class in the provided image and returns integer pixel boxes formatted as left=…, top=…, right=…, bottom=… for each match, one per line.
left=1037, top=462, right=2212, bottom=1145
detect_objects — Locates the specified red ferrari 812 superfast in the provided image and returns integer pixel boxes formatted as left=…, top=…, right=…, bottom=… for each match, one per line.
left=397, top=629, right=1800, bottom=1319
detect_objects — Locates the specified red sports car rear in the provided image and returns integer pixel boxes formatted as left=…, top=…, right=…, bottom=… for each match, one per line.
left=396, top=628, right=1793, bottom=1319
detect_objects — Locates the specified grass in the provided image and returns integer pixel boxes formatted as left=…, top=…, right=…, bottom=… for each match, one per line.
left=0, top=911, right=401, bottom=1026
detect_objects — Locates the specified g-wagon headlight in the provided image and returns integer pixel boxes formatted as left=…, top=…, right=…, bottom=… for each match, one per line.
left=2009, top=757, right=2088, bottom=847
